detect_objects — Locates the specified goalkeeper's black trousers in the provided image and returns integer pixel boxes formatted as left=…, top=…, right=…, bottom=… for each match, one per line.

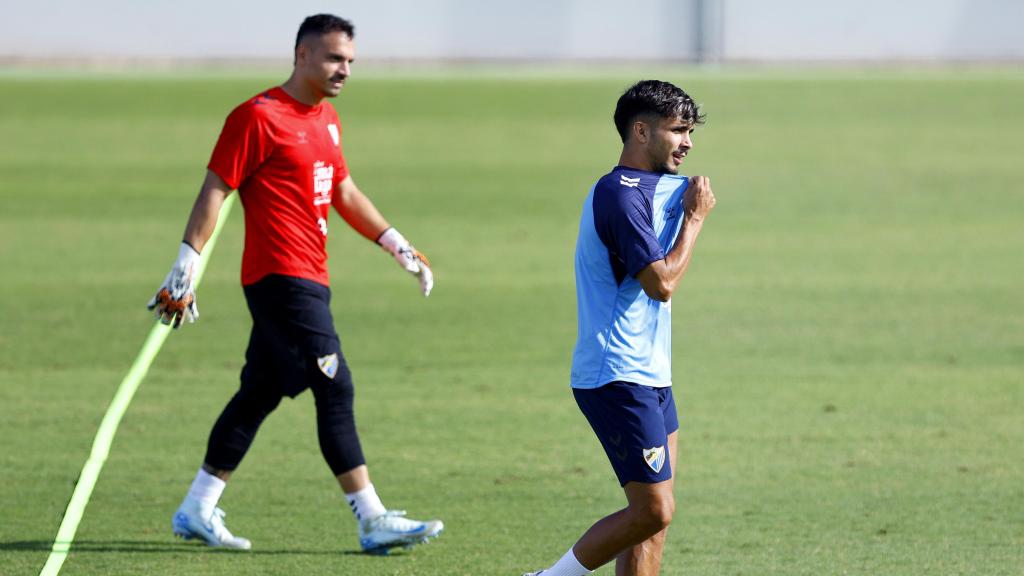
left=203, top=274, right=366, bottom=476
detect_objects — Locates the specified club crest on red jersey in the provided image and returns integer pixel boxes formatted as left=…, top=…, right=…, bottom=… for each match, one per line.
left=327, top=124, right=340, bottom=147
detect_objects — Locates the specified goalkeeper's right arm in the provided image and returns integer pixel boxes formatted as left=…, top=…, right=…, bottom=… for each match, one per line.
left=146, top=170, right=234, bottom=328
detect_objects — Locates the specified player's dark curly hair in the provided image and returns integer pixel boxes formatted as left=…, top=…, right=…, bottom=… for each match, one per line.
left=613, top=80, right=705, bottom=143
left=295, top=14, right=355, bottom=50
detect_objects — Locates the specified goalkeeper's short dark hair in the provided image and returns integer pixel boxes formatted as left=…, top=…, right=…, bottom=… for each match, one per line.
left=295, top=14, right=355, bottom=51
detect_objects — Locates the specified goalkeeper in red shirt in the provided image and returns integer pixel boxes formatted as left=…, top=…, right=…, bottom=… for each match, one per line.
left=148, top=14, right=441, bottom=553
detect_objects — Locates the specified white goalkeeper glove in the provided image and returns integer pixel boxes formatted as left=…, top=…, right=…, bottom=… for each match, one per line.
left=147, top=241, right=200, bottom=328
left=377, top=227, right=433, bottom=297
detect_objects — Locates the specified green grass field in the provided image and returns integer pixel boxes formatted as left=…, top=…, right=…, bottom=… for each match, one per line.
left=1, top=68, right=1022, bottom=575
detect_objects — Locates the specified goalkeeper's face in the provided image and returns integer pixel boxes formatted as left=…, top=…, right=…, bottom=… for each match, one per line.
left=298, top=31, right=355, bottom=99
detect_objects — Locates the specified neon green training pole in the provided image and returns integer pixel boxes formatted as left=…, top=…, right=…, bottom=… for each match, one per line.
left=39, top=194, right=237, bottom=576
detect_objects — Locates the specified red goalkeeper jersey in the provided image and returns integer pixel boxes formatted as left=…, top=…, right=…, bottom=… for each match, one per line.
left=208, top=87, right=349, bottom=287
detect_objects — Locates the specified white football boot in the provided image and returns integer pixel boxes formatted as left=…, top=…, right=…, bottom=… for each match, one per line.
left=172, top=496, right=252, bottom=550
left=359, top=510, right=443, bottom=554
left=522, top=572, right=545, bottom=575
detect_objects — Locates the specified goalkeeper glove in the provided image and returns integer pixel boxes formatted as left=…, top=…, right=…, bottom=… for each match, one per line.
left=147, top=242, right=200, bottom=328
left=377, top=227, right=433, bottom=297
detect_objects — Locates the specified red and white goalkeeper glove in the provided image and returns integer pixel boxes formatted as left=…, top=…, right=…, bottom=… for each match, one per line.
left=377, top=227, right=433, bottom=297
left=147, top=242, right=200, bottom=328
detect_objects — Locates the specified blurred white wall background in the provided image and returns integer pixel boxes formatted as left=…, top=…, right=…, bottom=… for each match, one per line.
left=2, top=0, right=1022, bottom=62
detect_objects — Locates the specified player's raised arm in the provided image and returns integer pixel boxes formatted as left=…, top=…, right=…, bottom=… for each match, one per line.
left=146, top=170, right=234, bottom=328
left=332, top=174, right=433, bottom=296
left=636, top=175, right=715, bottom=301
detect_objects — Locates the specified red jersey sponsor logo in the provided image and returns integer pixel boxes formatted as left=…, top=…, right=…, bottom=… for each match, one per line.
left=313, top=161, right=334, bottom=206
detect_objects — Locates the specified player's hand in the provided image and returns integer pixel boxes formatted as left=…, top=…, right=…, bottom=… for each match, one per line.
left=377, top=227, right=433, bottom=297
left=683, top=175, right=716, bottom=221
left=146, top=242, right=201, bottom=328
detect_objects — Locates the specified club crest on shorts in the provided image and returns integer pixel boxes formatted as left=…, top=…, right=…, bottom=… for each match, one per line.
left=643, top=446, right=666, bottom=473
left=317, top=353, right=339, bottom=379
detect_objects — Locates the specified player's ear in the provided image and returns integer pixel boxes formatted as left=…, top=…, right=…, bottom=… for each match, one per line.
left=633, top=120, right=649, bottom=144
left=294, top=42, right=309, bottom=67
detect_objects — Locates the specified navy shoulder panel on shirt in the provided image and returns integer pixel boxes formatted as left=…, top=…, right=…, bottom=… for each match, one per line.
left=591, top=167, right=667, bottom=285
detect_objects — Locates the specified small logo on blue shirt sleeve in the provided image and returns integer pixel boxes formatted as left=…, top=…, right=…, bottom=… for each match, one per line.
left=620, top=175, right=641, bottom=188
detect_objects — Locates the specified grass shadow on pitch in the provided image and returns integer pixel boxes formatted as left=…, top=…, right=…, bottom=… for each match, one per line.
left=0, top=540, right=53, bottom=552
left=0, top=539, right=375, bottom=556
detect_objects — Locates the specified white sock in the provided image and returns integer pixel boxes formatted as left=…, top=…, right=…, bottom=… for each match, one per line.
left=345, top=483, right=387, bottom=522
left=187, top=467, right=226, bottom=515
left=544, top=548, right=592, bottom=576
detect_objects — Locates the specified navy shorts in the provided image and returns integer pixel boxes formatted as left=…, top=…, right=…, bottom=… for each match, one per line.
left=242, top=274, right=348, bottom=398
left=573, top=382, right=679, bottom=486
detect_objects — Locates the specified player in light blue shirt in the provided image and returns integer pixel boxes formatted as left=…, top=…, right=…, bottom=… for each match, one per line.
left=571, top=166, right=688, bottom=389
left=525, top=81, right=716, bottom=576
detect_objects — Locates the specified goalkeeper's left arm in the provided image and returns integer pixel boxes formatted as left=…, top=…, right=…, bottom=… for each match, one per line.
left=332, top=174, right=433, bottom=297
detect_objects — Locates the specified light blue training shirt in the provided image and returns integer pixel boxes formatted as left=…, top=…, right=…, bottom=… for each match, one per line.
left=570, top=166, right=688, bottom=389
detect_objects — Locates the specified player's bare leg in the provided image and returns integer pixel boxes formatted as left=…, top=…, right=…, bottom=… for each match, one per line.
left=571, top=471, right=676, bottom=571
left=336, top=463, right=369, bottom=492
left=615, top=432, right=679, bottom=576
left=615, top=529, right=668, bottom=576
